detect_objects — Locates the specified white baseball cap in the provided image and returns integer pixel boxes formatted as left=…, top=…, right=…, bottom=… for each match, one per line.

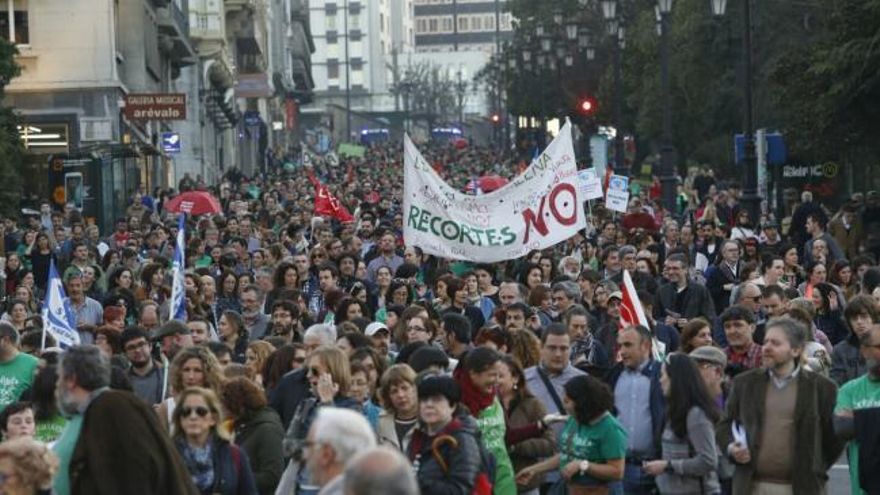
left=365, top=322, right=390, bottom=337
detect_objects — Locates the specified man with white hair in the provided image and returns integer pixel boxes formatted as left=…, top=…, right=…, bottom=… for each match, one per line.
left=270, top=323, right=337, bottom=429
left=343, top=446, right=419, bottom=495
left=307, top=408, right=376, bottom=495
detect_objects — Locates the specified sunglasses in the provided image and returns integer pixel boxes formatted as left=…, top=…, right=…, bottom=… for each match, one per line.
left=180, top=406, right=210, bottom=418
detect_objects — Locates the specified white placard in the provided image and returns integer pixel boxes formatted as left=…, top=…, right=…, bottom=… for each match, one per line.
left=578, top=169, right=604, bottom=200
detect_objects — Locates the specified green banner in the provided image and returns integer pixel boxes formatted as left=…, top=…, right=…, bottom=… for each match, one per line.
left=338, top=143, right=366, bottom=158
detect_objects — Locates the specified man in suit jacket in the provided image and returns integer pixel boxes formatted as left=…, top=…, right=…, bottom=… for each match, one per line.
left=717, top=317, right=844, bottom=495
left=53, top=345, right=197, bottom=495
left=654, top=254, right=716, bottom=332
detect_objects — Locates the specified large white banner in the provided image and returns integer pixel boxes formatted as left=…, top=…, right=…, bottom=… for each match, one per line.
left=404, top=120, right=586, bottom=262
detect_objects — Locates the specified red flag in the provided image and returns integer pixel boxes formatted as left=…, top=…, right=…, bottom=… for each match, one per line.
left=314, top=183, right=354, bottom=223
left=619, top=270, right=649, bottom=329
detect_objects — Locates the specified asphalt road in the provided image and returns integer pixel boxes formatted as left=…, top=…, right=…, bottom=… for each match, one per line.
left=830, top=454, right=852, bottom=494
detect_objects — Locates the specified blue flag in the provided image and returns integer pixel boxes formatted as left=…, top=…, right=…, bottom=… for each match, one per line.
left=41, top=259, right=79, bottom=349
left=170, top=214, right=187, bottom=321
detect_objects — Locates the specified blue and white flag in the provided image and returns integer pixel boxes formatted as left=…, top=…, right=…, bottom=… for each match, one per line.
left=41, top=259, right=79, bottom=349
left=170, top=214, right=187, bottom=321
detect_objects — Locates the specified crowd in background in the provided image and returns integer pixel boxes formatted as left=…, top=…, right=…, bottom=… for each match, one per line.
left=0, top=138, right=878, bottom=495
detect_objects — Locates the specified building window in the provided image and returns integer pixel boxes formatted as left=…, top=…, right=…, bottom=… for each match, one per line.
left=327, top=63, right=340, bottom=79
left=485, top=14, right=495, bottom=31
left=349, top=14, right=359, bottom=29
left=471, top=15, right=481, bottom=31
left=379, top=13, right=384, bottom=32
left=428, top=18, right=438, bottom=32
left=441, top=16, right=452, bottom=33
left=416, top=18, right=426, bottom=33
left=457, top=16, right=467, bottom=32
left=0, top=0, right=28, bottom=44
left=325, top=15, right=337, bottom=30
left=500, top=13, right=511, bottom=30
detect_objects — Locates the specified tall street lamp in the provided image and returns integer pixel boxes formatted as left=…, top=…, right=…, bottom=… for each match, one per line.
left=658, top=0, right=677, bottom=213
left=712, top=0, right=758, bottom=222
left=602, top=0, right=627, bottom=178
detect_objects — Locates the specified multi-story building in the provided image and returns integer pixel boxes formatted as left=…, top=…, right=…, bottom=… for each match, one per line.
left=302, top=0, right=414, bottom=143
left=4, top=0, right=313, bottom=228
left=413, top=0, right=513, bottom=53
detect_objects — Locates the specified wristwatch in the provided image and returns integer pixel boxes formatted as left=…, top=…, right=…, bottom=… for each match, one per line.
left=579, top=460, right=590, bottom=475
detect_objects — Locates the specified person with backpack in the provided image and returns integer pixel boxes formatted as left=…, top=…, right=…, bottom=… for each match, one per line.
left=453, top=347, right=517, bottom=495
left=408, top=373, right=489, bottom=495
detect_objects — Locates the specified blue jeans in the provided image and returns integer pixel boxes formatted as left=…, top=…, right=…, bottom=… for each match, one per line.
left=622, top=463, right=656, bottom=495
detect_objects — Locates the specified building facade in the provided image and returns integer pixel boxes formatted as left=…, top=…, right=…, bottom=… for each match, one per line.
left=413, top=0, right=513, bottom=53
left=5, top=0, right=313, bottom=229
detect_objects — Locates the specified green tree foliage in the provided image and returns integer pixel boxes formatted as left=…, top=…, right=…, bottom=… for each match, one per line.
left=0, top=38, right=22, bottom=218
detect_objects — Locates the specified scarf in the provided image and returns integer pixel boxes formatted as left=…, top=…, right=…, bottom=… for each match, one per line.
left=177, top=437, right=214, bottom=493
left=453, top=365, right=495, bottom=417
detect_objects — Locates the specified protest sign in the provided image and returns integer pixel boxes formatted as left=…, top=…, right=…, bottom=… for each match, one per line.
left=578, top=169, right=603, bottom=200
left=404, top=120, right=585, bottom=262
left=605, top=173, right=630, bottom=213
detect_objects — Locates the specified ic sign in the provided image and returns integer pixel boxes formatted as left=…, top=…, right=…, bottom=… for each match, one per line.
left=161, top=132, right=181, bottom=154
left=124, top=93, right=187, bottom=120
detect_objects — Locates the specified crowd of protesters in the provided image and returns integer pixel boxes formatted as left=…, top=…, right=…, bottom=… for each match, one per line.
left=0, top=137, right=878, bottom=495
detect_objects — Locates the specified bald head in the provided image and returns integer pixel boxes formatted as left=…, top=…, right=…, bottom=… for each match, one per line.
left=343, top=446, right=418, bottom=495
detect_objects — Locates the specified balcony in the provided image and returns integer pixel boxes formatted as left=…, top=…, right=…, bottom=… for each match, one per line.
left=156, top=0, right=197, bottom=65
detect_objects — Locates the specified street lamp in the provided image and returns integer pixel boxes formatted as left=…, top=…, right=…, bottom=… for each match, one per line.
left=602, top=0, right=617, bottom=20
left=658, top=0, right=677, bottom=213
left=710, top=0, right=728, bottom=16
left=711, top=0, right=759, bottom=220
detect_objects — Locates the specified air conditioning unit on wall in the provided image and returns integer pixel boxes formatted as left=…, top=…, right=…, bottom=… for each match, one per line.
left=80, top=118, right=113, bottom=142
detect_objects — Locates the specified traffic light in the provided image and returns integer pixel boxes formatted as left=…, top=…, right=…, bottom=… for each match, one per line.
left=490, top=113, right=501, bottom=125
left=577, top=96, right=598, bottom=116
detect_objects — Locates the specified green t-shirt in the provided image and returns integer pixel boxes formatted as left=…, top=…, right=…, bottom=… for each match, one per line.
left=835, top=374, right=880, bottom=495
left=0, top=352, right=39, bottom=410
left=559, top=413, right=628, bottom=486
left=36, top=414, right=68, bottom=444
left=476, top=399, right=515, bottom=495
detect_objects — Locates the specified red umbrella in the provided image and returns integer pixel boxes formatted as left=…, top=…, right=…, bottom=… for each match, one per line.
left=465, top=175, right=509, bottom=193
left=164, top=191, right=222, bottom=215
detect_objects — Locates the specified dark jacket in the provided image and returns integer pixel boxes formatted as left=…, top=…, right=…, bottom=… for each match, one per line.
left=654, top=281, right=716, bottom=322
left=175, top=437, right=258, bottom=495
left=269, top=368, right=309, bottom=430
left=283, top=394, right=362, bottom=461
left=505, top=396, right=556, bottom=492
left=70, top=390, right=198, bottom=495
left=606, top=359, right=666, bottom=458
left=407, top=415, right=483, bottom=495
left=830, top=333, right=865, bottom=385
left=705, top=262, right=742, bottom=313
left=716, top=367, right=845, bottom=495
left=234, top=407, right=285, bottom=495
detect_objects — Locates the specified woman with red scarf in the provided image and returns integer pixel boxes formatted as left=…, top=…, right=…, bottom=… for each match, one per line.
left=453, top=347, right=516, bottom=495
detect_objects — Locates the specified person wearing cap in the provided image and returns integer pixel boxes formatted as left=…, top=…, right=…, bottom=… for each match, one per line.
left=594, top=290, right=625, bottom=355
left=407, top=374, right=485, bottom=495
left=153, top=320, right=194, bottom=362
left=759, top=220, right=783, bottom=250
left=690, top=346, right=729, bottom=409
left=365, top=322, right=395, bottom=362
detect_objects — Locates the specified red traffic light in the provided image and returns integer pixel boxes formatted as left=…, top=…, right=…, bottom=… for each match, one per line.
left=577, top=97, right=597, bottom=115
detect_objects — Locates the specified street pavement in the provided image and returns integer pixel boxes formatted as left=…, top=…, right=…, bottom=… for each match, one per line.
left=830, top=455, right=851, bottom=494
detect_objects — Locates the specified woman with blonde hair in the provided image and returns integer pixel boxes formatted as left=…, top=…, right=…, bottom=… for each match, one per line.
left=157, top=346, right=226, bottom=431
left=377, top=364, right=420, bottom=451
left=172, top=387, right=257, bottom=495
left=0, top=437, right=58, bottom=495
left=245, top=341, right=275, bottom=386
left=281, top=346, right=361, bottom=493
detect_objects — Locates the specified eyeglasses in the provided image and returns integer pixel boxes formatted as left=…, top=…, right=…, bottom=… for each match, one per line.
left=407, top=326, right=427, bottom=332
left=180, top=406, right=210, bottom=418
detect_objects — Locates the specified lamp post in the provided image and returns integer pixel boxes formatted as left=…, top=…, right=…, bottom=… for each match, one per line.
left=658, top=0, right=677, bottom=213
left=712, top=0, right=758, bottom=221
left=602, top=0, right=627, bottom=178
